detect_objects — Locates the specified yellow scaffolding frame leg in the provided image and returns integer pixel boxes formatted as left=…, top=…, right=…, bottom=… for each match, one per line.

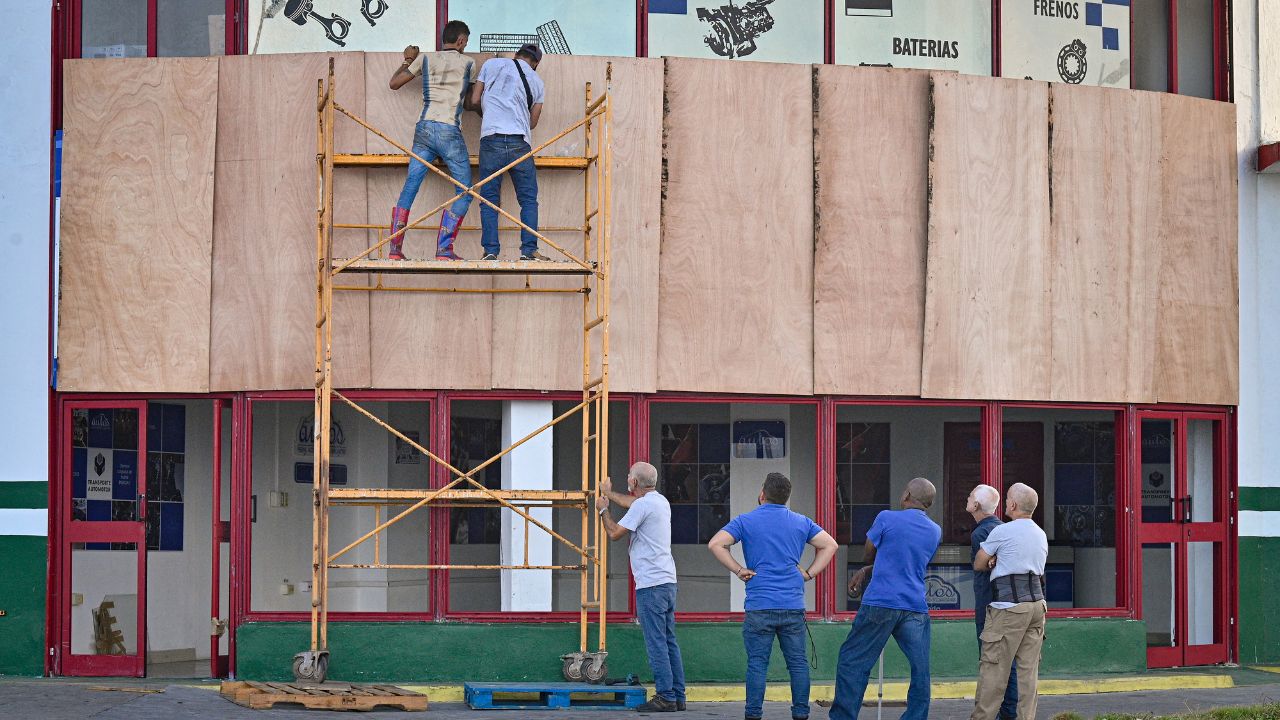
left=293, top=58, right=615, bottom=685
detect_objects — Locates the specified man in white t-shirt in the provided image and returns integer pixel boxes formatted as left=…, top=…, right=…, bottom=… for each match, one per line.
left=597, top=462, right=685, bottom=713
left=970, top=483, right=1049, bottom=720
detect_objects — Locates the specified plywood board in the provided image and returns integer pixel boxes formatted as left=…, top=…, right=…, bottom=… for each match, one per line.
left=58, top=58, right=219, bottom=392
left=1048, top=84, right=1163, bottom=403
left=922, top=74, right=1051, bottom=401
left=658, top=57, right=814, bottom=396
left=209, top=53, right=371, bottom=391
left=813, top=66, right=930, bottom=396
left=1154, top=94, right=1238, bottom=405
left=488, top=55, right=663, bottom=393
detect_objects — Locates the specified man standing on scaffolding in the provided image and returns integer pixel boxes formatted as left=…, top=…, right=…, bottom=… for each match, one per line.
left=469, top=44, right=548, bottom=261
left=386, top=19, right=476, bottom=261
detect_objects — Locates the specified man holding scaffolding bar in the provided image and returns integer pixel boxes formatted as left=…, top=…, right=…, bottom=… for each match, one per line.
left=387, top=19, right=476, bottom=261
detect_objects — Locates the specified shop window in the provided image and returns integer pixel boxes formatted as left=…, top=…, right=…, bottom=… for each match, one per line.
left=1132, top=0, right=1222, bottom=98
left=649, top=401, right=818, bottom=614
left=1003, top=407, right=1121, bottom=610
left=446, top=399, right=631, bottom=614
left=81, top=0, right=148, bottom=58
left=837, top=404, right=982, bottom=613
left=158, top=0, right=227, bottom=57
left=249, top=399, right=431, bottom=613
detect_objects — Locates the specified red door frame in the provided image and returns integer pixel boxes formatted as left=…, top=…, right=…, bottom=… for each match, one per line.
left=210, top=398, right=230, bottom=677
left=1134, top=409, right=1233, bottom=668
left=57, top=399, right=148, bottom=677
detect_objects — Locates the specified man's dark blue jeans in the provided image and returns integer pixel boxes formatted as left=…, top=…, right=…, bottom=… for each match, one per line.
left=743, top=609, right=810, bottom=719
left=635, top=583, right=686, bottom=704
left=477, top=133, right=539, bottom=257
left=829, top=604, right=931, bottom=720
left=975, top=602, right=1019, bottom=718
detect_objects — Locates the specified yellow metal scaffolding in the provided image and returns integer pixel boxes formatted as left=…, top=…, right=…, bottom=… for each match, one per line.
left=294, top=58, right=614, bottom=684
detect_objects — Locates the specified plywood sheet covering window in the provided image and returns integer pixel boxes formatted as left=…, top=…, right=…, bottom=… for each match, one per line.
left=658, top=57, right=815, bottom=396
left=813, top=66, right=929, bottom=396
left=59, top=57, right=219, bottom=392
left=1154, top=94, right=1238, bottom=405
left=209, top=53, right=371, bottom=391
left=1048, top=85, right=1163, bottom=403
left=487, top=55, right=663, bottom=393
left=922, top=74, right=1051, bottom=400
left=364, top=52, right=493, bottom=390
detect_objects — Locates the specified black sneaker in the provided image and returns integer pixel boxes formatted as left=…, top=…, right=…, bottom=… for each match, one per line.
left=635, top=695, right=677, bottom=712
left=481, top=253, right=498, bottom=261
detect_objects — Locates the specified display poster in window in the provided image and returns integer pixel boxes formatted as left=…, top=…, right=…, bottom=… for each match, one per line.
left=448, top=0, right=637, bottom=57
left=648, top=0, right=823, bottom=64
left=295, top=413, right=346, bottom=458
left=834, top=0, right=992, bottom=76
left=395, top=431, right=421, bottom=465
left=247, top=0, right=431, bottom=54
left=731, top=420, right=786, bottom=459
left=1000, top=0, right=1131, bottom=87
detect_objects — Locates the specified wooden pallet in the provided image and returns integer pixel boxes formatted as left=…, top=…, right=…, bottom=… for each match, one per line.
left=220, top=681, right=428, bottom=712
left=464, top=682, right=645, bottom=711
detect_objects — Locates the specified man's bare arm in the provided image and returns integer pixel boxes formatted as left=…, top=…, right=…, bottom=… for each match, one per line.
left=468, top=81, right=485, bottom=115
left=603, top=485, right=636, bottom=509
left=595, top=495, right=629, bottom=541
left=389, top=45, right=419, bottom=90
left=802, top=530, right=838, bottom=580
left=849, top=538, right=877, bottom=595
left=707, top=530, right=755, bottom=581
left=529, top=102, right=543, bottom=129
left=973, top=548, right=996, bottom=572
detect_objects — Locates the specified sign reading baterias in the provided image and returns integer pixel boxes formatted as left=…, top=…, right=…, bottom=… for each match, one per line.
left=452, top=0, right=637, bottom=57
left=247, top=0, right=434, bottom=53
left=648, top=0, right=824, bottom=64
left=835, top=0, right=992, bottom=75
left=1001, top=0, right=1131, bottom=87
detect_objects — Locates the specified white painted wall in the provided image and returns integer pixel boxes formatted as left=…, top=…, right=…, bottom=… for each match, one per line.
left=0, top=0, right=51, bottom=488
left=499, top=401, right=553, bottom=611
left=1258, top=0, right=1280, bottom=141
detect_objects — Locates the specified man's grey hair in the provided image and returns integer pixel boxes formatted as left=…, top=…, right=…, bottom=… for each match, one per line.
left=1007, top=482, right=1039, bottom=515
left=972, top=484, right=1000, bottom=514
left=630, top=461, right=658, bottom=488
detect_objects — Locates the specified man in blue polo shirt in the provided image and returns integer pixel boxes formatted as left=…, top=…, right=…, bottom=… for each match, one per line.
left=708, top=473, right=838, bottom=720
left=830, top=477, right=941, bottom=720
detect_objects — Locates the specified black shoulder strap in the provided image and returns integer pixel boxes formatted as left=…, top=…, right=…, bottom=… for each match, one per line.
left=512, top=58, right=534, bottom=110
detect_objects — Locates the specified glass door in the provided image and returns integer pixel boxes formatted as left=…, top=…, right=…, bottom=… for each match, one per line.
left=61, top=401, right=148, bottom=676
left=1135, top=411, right=1230, bottom=667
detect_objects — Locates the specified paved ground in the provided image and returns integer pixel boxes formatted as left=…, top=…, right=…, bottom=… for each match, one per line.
left=1, top=679, right=1278, bottom=719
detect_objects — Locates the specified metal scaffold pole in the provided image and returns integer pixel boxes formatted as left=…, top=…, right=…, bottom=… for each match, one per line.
left=293, top=58, right=616, bottom=685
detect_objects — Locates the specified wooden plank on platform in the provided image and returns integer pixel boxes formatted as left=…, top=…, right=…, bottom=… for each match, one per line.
left=58, top=57, right=219, bottom=392
left=1048, top=84, right=1162, bottom=403
left=209, top=52, right=371, bottom=391
left=813, top=66, right=930, bottom=396
left=658, top=57, right=814, bottom=395
left=922, top=74, right=1051, bottom=400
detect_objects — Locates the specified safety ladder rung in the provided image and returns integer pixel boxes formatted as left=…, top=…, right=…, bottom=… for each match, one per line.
left=585, top=376, right=604, bottom=390
left=584, top=316, right=605, bottom=331
left=581, top=601, right=600, bottom=609
left=584, top=433, right=598, bottom=442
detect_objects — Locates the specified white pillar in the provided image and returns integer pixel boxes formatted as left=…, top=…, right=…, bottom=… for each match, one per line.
left=728, top=405, right=793, bottom=612
left=500, top=401, right=554, bottom=611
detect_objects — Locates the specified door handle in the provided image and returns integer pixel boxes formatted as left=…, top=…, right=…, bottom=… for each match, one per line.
left=211, top=617, right=226, bottom=637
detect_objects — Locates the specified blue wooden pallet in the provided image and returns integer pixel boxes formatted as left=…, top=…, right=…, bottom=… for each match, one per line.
left=464, top=682, right=646, bottom=711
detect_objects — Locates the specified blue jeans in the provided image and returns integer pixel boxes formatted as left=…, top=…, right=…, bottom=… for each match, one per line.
left=743, top=610, right=810, bottom=719
left=397, top=120, right=471, bottom=218
left=635, top=583, right=686, bottom=703
left=477, top=133, right=539, bottom=256
left=976, top=608, right=1019, bottom=718
left=829, top=604, right=931, bottom=720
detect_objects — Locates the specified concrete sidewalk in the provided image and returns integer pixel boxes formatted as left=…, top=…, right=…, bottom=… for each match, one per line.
left=1, top=670, right=1277, bottom=719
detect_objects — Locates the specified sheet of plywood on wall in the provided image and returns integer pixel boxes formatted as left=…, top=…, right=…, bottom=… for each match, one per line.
left=58, top=58, right=218, bottom=392
left=922, top=74, right=1051, bottom=401
left=1154, top=94, right=1239, bottom=405
left=209, top=53, right=371, bottom=391
left=1048, top=85, right=1162, bottom=403
left=488, top=55, right=663, bottom=392
left=364, top=52, right=492, bottom=389
left=658, top=58, right=814, bottom=395
left=813, top=66, right=929, bottom=396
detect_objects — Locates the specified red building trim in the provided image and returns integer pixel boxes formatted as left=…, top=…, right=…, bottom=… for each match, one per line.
left=1258, top=142, right=1280, bottom=173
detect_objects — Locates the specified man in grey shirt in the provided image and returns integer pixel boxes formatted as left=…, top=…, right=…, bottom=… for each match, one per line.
left=598, top=462, right=686, bottom=713
left=467, top=44, right=548, bottom=261
left=971, top=483, right=1049, bottom=720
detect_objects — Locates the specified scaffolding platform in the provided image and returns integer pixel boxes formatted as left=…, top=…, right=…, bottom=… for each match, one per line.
left=334, top=152, right=591, bottom=169
left=330, top=258, right=596, bottom=276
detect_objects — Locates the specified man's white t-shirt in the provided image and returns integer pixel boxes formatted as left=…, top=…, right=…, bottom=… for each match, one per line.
left=618, top=491, right=677, bottom=589
left=980, top=518, right=1048, bottom=609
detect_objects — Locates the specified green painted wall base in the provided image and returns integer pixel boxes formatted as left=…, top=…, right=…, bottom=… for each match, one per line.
left=234, top=618, right=1145, bottom=684
left=0, top=535, right=47, bottom=676
left=1240, top=536, right=1280, bottom=664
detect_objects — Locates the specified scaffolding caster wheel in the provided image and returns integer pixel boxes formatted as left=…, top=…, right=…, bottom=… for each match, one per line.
left=292, top=650, right=329, bottom=684
left=560, top=651, right=608, bottom=683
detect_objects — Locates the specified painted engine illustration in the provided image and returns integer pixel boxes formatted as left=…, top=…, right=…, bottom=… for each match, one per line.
left=264, top=0, right=388, bottom=48
left=1057, top=38, right=1088, bottom=84
left=697, top=0, right=777, bottom=59
left=479, top=20, right=572, bottom=54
